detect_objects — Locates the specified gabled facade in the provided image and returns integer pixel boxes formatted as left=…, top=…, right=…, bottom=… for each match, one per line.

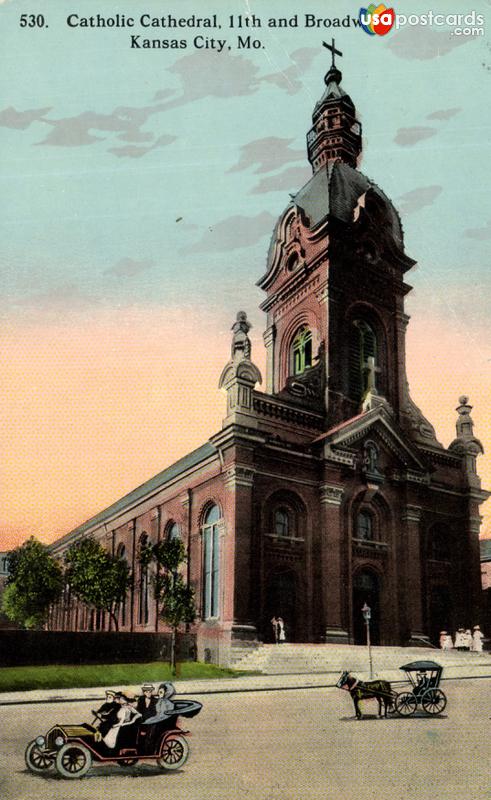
left=50, top=54, right=488, bottom=665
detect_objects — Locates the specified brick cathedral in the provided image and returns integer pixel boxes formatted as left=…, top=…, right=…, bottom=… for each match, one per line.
left=51, top=49, right=487, bottom=664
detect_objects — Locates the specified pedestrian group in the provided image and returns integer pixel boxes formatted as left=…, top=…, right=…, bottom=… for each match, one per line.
left=439, top=626, right=484, bottom=653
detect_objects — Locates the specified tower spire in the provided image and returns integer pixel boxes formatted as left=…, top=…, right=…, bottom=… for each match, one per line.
left=306, top=42, right=362, bottom=172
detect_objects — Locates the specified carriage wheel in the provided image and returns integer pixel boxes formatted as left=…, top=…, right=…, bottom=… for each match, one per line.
left=395, top=692, right=418, bottom=716
left=421, top=688, right=447, bottom=716
left=55, top=743, right=92, bottom=779
left=156, top=734, right=189, bottom=771
left=25, top=740, right=54, bottom=773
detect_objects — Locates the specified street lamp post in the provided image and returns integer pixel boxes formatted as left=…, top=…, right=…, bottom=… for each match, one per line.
left=362, top=602, right=373, bottom=679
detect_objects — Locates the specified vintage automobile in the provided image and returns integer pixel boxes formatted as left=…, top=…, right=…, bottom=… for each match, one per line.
left=25, top=698, right=202, bottom=778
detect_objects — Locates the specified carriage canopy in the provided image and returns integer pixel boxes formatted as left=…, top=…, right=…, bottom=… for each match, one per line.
left=399, top=661, right=442, bottom=671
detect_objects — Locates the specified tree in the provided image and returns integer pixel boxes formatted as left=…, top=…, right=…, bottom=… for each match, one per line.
left=152, top=537, right=195, bottom=673
left=65, top=537, right=131, bottom=631
left=1, top=537, right=63, bottom=629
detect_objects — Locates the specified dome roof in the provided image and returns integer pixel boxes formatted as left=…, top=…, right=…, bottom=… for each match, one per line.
left=264, top=161, right=404, bottom=274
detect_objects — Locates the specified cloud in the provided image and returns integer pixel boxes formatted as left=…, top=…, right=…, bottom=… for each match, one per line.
left=19, top=283, right=98, bottom=312
left=159, top=48, right=322, bottom=114
left=228, top=137, right=305, bottom=175
left=396, top=186, right=443, bottom=216
left=251, top=166, right=311, bottom=195
left=104, top=258, right=156, bottom=278
left=0, top=106, right=52, bottom=129
left=108, top=133, right=176, bottom=159
left=153, top=88, right=176, bottom=102
left=464, top=219, right=491, bottom=240
left=181, top=212, right=276, bottom=254
left=394, top=126, right=437, bottom=146
left=261, top=47, right=320, bottom=95
left=35, top=104, right=174, bottom=150
left=161, top=52, right=261, bottom=112
left=386, top=26, right=476, bottom=60
left=426, top=108, right=461, bottom=120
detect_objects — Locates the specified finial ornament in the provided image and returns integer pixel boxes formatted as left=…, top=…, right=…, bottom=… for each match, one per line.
left=323, top=38, right=343, bottom=69
left=231, top=311, right=252, bottom=360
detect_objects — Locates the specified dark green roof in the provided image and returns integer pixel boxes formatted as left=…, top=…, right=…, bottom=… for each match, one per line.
left=50, top=441, right=217, bottom=550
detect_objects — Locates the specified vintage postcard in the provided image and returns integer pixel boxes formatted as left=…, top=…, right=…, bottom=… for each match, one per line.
left=1, top=0, right=490, bottom=798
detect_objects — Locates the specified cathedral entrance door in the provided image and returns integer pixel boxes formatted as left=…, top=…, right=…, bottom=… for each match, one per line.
left=265, top=571, right=297, bottom=642
left=352, top=570, right=380, bottom=645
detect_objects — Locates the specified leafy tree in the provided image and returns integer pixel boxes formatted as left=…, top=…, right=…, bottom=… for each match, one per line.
left=152, top=537, right=195, bottom=673
left=65, top=537, right=131, bottom=631
left=1, top=536, right=63, bottom=629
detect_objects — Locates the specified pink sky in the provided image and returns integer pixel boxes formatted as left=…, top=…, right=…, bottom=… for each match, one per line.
left=1, top=305, right=489, bottom=549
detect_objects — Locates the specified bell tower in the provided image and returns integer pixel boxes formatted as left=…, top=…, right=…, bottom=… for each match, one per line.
left=307, top=40, right=362, bottom=172
left=258, top=43, right=440, bottom=445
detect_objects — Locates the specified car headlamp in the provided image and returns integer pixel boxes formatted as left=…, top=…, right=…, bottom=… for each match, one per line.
left=35, top=736, right=46, bottom=747
left=55, top=736, right=65, bottom=748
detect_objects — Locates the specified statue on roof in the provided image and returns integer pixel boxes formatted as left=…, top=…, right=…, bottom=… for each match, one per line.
left=231, top=311, right=252, bottom=361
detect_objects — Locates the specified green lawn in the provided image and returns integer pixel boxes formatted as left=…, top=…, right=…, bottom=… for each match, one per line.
left=0, top=661, right=244, bottom=693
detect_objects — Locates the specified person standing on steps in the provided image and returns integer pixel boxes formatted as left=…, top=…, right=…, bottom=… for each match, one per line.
left=271, top=616, right=280, bottom=644
left=471, top=625, right=484, bottom=653
left=277, top=617, right=286, bottom=643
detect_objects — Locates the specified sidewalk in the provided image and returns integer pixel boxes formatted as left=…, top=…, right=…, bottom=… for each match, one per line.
left=1, top=658, right=491, bottom=705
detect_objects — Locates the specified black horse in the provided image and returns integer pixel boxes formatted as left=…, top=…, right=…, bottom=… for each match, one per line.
left=336, top=671, right=394, bottom=719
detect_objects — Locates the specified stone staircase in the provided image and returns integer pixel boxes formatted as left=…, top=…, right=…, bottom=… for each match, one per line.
left=230, top=643, right=491, bottom=677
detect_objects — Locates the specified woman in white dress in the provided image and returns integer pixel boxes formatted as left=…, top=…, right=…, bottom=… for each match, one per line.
left=103, top=693, right=142, bottom=750
left=471, top=625, right=484, bottom=653
left=277, top=617, right=286, bottom=643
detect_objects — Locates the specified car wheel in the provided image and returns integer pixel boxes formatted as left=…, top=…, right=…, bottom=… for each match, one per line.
left=55, top=743, right=92, bottom=779
left=25, top=740, right=54, bottom=773
left=156, top=734, right=189, bottom=770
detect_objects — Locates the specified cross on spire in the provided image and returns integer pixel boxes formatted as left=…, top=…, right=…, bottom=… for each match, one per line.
left=323, top=39, right=343, bottom=69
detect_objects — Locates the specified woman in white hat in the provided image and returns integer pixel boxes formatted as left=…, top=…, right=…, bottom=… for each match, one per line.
left=471, top=625, right=484, bottom=653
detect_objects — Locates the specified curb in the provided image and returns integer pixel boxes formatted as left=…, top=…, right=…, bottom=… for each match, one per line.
left=1, top=672, right=490, bottom=705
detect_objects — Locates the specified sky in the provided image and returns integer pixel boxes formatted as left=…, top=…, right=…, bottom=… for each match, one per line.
left=1, top=0, right=490, bottom=548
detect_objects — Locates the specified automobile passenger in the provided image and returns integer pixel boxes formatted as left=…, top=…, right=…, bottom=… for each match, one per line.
left=103, top=692, right=142, bottom=750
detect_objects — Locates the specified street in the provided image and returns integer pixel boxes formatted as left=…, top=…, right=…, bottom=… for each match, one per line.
left=0, top=678, right=489, bottom=800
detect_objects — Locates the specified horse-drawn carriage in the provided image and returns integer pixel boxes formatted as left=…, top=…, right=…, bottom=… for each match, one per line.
left=393, top=660, right=447, bottom=716
left=337, top=660, right=447, bottom=719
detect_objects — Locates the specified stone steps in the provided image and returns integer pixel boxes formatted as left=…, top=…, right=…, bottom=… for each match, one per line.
left=231, top=643, right=491, bottom=675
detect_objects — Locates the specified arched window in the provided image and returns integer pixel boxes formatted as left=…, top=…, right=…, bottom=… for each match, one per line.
left=167, top=522, right=180, bottom=541
left=116, top=543, right=127, bottom=627
left=138, top=533, right=151, bottom=626
left=356, top=510, right=374, bottom=542
left=274, top=508, right=290, bottom=538
left=202, top=505, right=221, bottom=619
left=291, top=326, right=313, bottom=376
left=349, top=319, right=377, bottom=400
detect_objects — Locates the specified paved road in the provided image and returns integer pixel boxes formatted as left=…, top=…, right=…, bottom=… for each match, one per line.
left=1, top=679, right=489, bottom=800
